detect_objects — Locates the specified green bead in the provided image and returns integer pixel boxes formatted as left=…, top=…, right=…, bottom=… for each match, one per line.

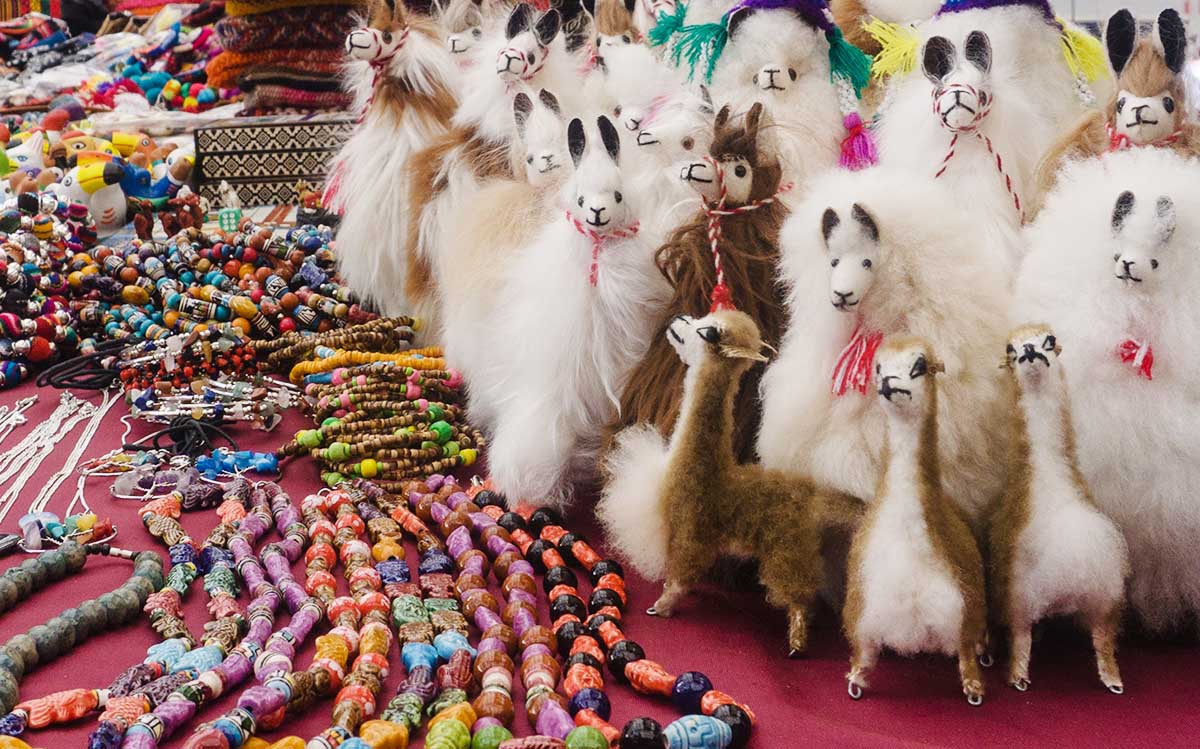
left=426, top=687, right=466, bottom=718
left=45, top=617, right=76, bottom=652
left=391, top=595, right=429, bottom=628
left=429, top=420, right=453, bottom=444
left=59, top=608, right=83, bottom=638
left=125, top=573, right=157, bottom=602
left=323, top=472, right=345, bottom=487
left=471, top=725, right=513, bottom=749
left=381, top=692, right=423, bottom=732
left=167, top=563, right=198, bottom=594
left=61, top=542, right=87, bottom=572
left=110, top=587, right=143, bottom=623
left=443, top=442, right=460, bottom=457
left=329, top=442, right=351, bottom=461
left=298, top=429, right=323, bottom=447
left=0, top=668, right=18, bottom=714
left=0, top=578, right=17, bottom=613
left=79, top=599, right=108, bottom=633
left=0, top=647, right=24, bottom=679
left=321, top=417, right=341, bottom=428
left=39, top=548, right=67, bottom=580
left=6, top=568, right=32, bottom=599
left=426, top=405, right=445, bottom=421
left=423, top=598, right=459, bottom=614
left=6, top=635, right=36, bottom=673
left=30, top=624, right=59, bottom=662
left=425, top=717, right=469, bottom=749
left=565, top=726, right=609, bottom=749
left=18, top=557, right=47, bottom=589
left=44, top=521, right=66, bottom=539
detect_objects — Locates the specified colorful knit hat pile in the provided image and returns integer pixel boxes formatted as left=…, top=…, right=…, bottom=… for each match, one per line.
left=211, top=0, right=357, bottom=113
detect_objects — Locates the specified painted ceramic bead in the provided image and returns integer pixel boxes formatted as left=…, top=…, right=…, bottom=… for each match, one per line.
left=471, top=725, right=513, bottom=749
left=357, top=718, right=408, bottom=749
left=563, top=727, right=607, bottom=749
left=671, top=672, right=714, bottom=714
left=663, top=715, right=731, bottom=749
left=428, top=702, right=475, bottom=733
left=620, top=718, right=666, bottom=749
left=425, top=716, right=469, bottom=749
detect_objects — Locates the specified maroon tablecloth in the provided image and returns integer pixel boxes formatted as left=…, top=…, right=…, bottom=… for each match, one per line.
left=1, top=384, right=1198, bottom=747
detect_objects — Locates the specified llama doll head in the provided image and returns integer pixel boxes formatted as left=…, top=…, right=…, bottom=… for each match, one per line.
left=565, top=115, right=633, bottom=231
left=820, top=202, right=880, bottom=312
left=497, top=4, right=563, bottom=82
left=346, top=0, right=413, bottom=64
left=513, top=89, right=568, bottom=187
left=1105, top=8, right=1189, bottom=148
left=667, top=309, right=769, bottom=369
left=583, top=0, right=640, bottom=48
left=1004, top=323, right=1061, bottom=391
left=438, top=0, right=486, bottom=58
left=679, top=102, right=780, bottom=205
left=874, top=335, right=943, bottom=420
left=1110, top=189, right=1176, bottom=297
left=923, top=30, right=993, bottom=133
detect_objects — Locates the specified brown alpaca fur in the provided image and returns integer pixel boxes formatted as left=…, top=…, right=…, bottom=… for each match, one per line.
left=650, top=310, right=862, bottom=655
left=843, top=337, right=987, bottom=702
left=1033, top=40, right=1200, bottom=217
left=831, top=0, right=876, bottom=56
left=594, top=0, right=638, bottom=39
left=612, top=105, right=786, bottom=461
left=987, top=324, right=1124, bottom=692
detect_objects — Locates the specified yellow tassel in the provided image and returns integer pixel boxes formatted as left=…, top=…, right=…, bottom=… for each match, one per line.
left=864, top=17, right=919, bottom=80
left=1059, top=19, right=1109, bottom=83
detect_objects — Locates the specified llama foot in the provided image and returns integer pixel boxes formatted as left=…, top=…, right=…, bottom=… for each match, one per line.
left=976, top=636, right=992, bottom=667
left=786, top=609, right=808, bottom=657
left=963, top=679, right=984, bottom=706
left=1010, top=677, right=1030, bottom=692
left=648, top=582, right=686, bottom=618
left=846, top=669, right=868, bottom=700
left=1100, top=669, right=1124, bottom=695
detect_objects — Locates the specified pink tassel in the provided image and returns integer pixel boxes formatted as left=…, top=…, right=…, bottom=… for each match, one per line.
left=839, top=113, right=878, bottom=171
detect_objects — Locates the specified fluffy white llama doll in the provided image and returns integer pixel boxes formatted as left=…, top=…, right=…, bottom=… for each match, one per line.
left=483, top=116, right=673, bottom=506
left=843, top=336, right=988, bottom=705
left=328, top=0, right=459, bottom=320
left=869, top=0, right=1107, bottom=272
left=1013, top=147, right=1200, bottom=634
left=989, top=324, right=1129, bottom=694
left=831, top=0, right=941, bottom=56
left=757, top=166, right=1009, bottom=525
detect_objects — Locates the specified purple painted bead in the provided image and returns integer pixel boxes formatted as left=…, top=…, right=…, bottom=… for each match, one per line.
left=476, top=637, right=504, bottom=654
left=508, top=589, right=538, bottom=607
left=237, top=685, right=286, bottom=715
left=512, top=608, right=536, bottom=636
left=522, top=644, right=552, bottom=662
left=475, top=608, right=502, bottom=631
left=429, top=503, right=450, bottom=523
left=535, top=700, right=575, bottom=739
left=509, top=561, right=535, bottom=577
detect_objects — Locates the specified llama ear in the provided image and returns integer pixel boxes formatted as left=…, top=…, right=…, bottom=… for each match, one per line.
left=581, top=0, right=596, bottom=20
left=698, top=85, right=714, bottom=115
left=597, top=116, right=621, bottom=162
left=464, top=5, right=483, bottom=27
left=1111, top=190, right=1135, bottom=234
left=568, top=118, right=586, bottom=167
left=539, top=89, right=562, bottom=116
left=1105, top=9, right=1137, bottom=76
left=820, top=208, right=840, bottom=244
left=929, top=359, right=946, bottom=375
left=714, top=104, right=731, bottom=132
left=922, top=36, right=956, bottom=84
left=851, top=203, right=879, bottom=243
left=534, top=9, right=562, bottom=46
left=513, top=93, right=534, bottom=138
left=964, top=31, right=991, bottom=73
left=726, top=6, right=752, bottom=38
left=624, top=0, right=637, bottom=14
left=745, top=102, right=764, bottom=144
left=1155, top=195, right=1176, bottom=244
left=506, top=3, right=534, bottom=40
left=1157, top=9, right=1187, bottom=74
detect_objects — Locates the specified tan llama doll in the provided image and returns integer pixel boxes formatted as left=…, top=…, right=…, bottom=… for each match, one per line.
left=625, top=309, right=862, bottom=656
left=843, top=336, right=988, bottom=705
left=988, top=324, right=1129, bottom=694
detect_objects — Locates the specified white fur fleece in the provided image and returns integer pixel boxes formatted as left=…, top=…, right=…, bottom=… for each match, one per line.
left=873, top=7, right=1092, bottom=273
left=1009, top=370, right=1129, bottom=628
left=331, top=28, right=459, bottom=319
left=1012, top=147, right=1200, bottom=633
left=866, top=0, right=941, bottom=23
left=757, top=167, right=1010, bottom=524
left=707, top=12, right=841, bottom=191
left=480, top=144, right=673, bottom=506
left=596, top=422, right=671, bottom=581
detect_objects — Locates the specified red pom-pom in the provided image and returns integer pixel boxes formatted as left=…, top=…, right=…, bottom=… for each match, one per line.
left=27, top=336, right=55, bottom=362
left=709, top=283, right=736, bottom=312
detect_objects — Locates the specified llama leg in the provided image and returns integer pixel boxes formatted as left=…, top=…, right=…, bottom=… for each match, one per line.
left=1007, top=622, right=1033, bottom=691
left=785, top=605, right=813, bottom=659
left=648, top=579, right=690, bottom=618
left=1090, top=606, right=1123, bottom=694
left=846, top=641, right=878, bottom=700
left=977, top=627, right=993, bottom=667
left=959, top=639, right=985, bottom=705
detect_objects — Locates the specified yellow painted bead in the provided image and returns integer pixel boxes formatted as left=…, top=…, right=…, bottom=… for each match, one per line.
left=122, top=285, right=150, bottom=304
left=460, top=449, right=477, bottom=466
left=359, top=719, right=409, bottom=749
left=359, top=458, right=378, bottom=478
left=0, top=737, right=34, bottom=749
left=315, top=633, right=350, bottom=664
left=265, top=739, right=306, bottom=749
left=427, top=701, right=476, bottom=732
left=242, top=739, right=271, bottom=749
left=372, top=538, right=404, bottom=562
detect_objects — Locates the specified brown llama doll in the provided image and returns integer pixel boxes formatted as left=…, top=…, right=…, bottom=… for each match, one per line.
left=843, top=336, right=988, bottom=705
left=623, top=309, right=862, bottom=656
left=1033, top=8, right=1200, bottom=214
left=988, top=324, right=1128, bottom=694
left=583, top=0, right=640, bottom=43
left=613, top=102, right=787, bottom=461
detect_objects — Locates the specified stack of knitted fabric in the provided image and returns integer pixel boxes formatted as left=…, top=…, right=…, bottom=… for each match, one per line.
left=212, top=0, right=356, bottom=113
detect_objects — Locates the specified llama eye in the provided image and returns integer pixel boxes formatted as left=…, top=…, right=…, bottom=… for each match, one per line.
left=734, top=165, right=747, bottom=178
left=614, top=105, right=622, bottom=116
left=473, top=28, right=482, bottom=38
left=752, top=73, right=759, bottom=85
left=614, top=191, right=623, bottom=203
left=698, top=326, right=721, bottom=343
left=788, top=68, right=797, bottom=81
left=382, top=32, right=393, bottom=43
left=527, top=156, right=534, bottom=163
left=681, top=137, right=694, bottom=150
left=862, top=259, right=872, bottom=269
left=1006, top=343, right=1016, bottom=358
left=978, top=92, right=988, bottom=106
left=621, top=35, right=631, bottom=43
left=577, top=196, right=584, bottom=207
left=1164, top=97, right=1175, bottom=114
left=910, top=356, right=928, bottom=379
left=528, top=53, right=537, bottom=65
left=830, top=258, right=840, bottom=267
left=1151, top=259, right=1159, bottom=269
left=596, top=36, right=602, bottom=47
left=1116, top=97, right=1126, bottom=114
left=1042, top=335, right=1056, bottom=351
left=1113, top=253, right=1120, bottom=262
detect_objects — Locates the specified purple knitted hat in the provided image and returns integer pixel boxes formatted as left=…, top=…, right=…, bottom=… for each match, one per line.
left=727, top=0, right=834, bottom=31
left=937, top=0, right=1056, bottom=23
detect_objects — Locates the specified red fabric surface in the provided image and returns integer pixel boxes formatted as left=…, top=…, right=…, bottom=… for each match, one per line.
left=1, top=383, right=1199, bottom=747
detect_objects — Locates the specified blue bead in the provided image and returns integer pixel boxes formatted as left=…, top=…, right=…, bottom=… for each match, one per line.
left=402, top=642, right=438, bottom=672
left=664, top=715, right=731, bottom=749
left=375, top=559, right=410, bottom=583
left=671, top=671, right=714, bottom=714
left=568, top=687, right=611, bottom=721
left=340, top=739, right=372, bottom=749
left=418, top=552, right=454, bottom=575
left=433, top=631, right=475, bottom=661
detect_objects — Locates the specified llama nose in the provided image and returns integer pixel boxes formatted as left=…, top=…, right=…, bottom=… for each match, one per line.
left=834, top=290, right=852, bottom=301
left=1122, top=259, right=1135, bottom=273
left=764, top=68, right=779, bottom=79
left=589, top=206, right=606, bottom=223
left=1023, top=343, right=1036, bottom=356
left=450, top=39, right=460, bottom=51
left=625, top=117, right=641, bottom=131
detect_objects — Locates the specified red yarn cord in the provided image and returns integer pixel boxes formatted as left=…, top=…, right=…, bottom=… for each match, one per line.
left=565, top=212, right=641, bottom=286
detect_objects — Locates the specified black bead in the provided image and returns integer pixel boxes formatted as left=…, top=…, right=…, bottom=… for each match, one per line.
left=526, top=540, right=553, bottom=573
left=550, top=593, right=587, bottom=621
left=566, top=651, right=603, bottom=672
left=620, top=717, right=666, bottom=749
left=474, top=490, right=507, bottom=508
left=606, top=639, right=645, bottom=683
left=497, top=512, right=527, bottom=533
left=555, top=620, right=585, bottom=658
left=712, top=703, right=753, bottom=748
left=589, top=559, right=624, bottom=586
left=528, top=507, right=562, bottom=536
left=543, top=565, right=577, bottom=594
left=585, top=613, right=619, bottom=641
left=556, top=532, right=582, bottom=564
left=589, top=587, right=624, bottom=613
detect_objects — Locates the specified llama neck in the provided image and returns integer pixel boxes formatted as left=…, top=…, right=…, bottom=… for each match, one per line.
left=668, top=358, right=746, bottom=476
left=879, top=388, right=942, bottom=522
left=1016, top=371, right=1087, bottom=506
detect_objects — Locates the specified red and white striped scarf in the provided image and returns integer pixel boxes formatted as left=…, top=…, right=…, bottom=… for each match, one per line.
left=831, top=323, right=884, bottom=396
left=1116, top=338, right=1153, bottom=380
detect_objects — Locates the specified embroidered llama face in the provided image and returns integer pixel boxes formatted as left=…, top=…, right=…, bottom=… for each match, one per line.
left=1006, top=324, right=1060, bottom=387
left=346, top=0, right=410, bottom=63
left=874, top=338, right=941, bottom=415
left=821, top=202, right=880, bottom=313
left=1107, top=9, right=1188, bottom=146
left=443, top=0, right=484, bottom=56
left=679, top=103, right=762, bottom=204
left=667, top=311, right=767, bottom=368
left=1110, top=189, right=1175, bottom=292
left=922, top=31, right=993, bottom=133
left=497, top=5, right=561, bottom=81
left=566, top=115, right=631, bottom=230
left=514, top=89, right=567, bottom=188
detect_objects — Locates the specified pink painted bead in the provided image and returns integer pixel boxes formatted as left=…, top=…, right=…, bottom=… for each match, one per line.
left=340, top=392, right=352, bottom=408
left=340, top=539, right=371, bottom=563
left=406, top=384, right=421, bottom=399
left=330, top=625, right=360, bottom=650
left=446, top=369, right=463, bottom=388
left=350, top=566, right=382, bottom=588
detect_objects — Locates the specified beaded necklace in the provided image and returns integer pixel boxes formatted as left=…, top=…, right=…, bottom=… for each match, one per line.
left=0, top=542, right=165, bottom=718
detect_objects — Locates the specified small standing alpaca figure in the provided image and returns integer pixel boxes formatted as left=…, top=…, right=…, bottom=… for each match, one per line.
left=632, top=310, right=862, bottom=655
left=989, top=324, right=1129, bottom=694
left=843, top=336, right=987, bottom=705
